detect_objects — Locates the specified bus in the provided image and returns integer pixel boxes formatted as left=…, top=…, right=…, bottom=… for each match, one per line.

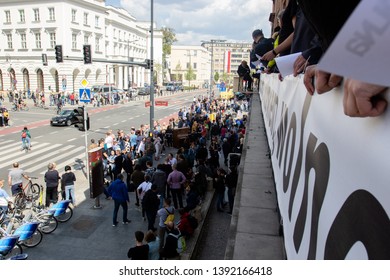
left=164, top=81, right=183, bottom=91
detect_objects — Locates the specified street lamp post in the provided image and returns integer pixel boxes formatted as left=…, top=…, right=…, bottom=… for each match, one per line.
left=201, top=39, right=226, bottom=95
left=149, top=0, right=154, bottom=137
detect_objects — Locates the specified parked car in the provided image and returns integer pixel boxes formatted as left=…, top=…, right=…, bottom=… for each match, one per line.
left=137, top=87, right=151, bottom=95
left=50, top=109, right=79, bottom=126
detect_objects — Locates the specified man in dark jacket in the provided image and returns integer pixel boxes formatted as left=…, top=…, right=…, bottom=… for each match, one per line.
left=113, top=149, right=124, bottom=180
left=108, top=174, right=131, bottom=226
left=123, top=152, right=134, bottom=190
left=237, top=60, right=253, bottom=91
left=250, top=29, right=274, bottom=68
left=142, top=184, right=160, bottom=231
left=151, top=164, right=167, bottom=209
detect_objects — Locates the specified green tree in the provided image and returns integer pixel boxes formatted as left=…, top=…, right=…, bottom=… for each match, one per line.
left=220, top=72, right=228, bottom=84
left=185, top=65, right=196, bottom=88
left=161, top=27, right=177, bottom=82
left=213, top=72, right=219, bottom=84
left=153, top=62, right=162, bottom=85
left=174, top=62, right=182, bottom=82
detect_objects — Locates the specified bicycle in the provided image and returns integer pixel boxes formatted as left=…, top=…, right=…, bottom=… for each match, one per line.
left=13, top=177, right=41, bottom=210
left=0, top=212, right=42, bottom=249
left=51, top=200, right=73, bottom=223
left=0, top=236, right=27, bottom=260
left=21, top=204, right=58, bottom=234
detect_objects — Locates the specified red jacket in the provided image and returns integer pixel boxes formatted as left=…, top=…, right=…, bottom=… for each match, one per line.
left=178, top=212, right=194, bottom=236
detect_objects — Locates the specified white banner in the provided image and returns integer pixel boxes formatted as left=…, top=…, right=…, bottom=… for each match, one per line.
left=259, top=74, right=390, bottom=259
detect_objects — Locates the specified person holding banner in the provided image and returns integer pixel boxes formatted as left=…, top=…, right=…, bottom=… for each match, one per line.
left=299, top=0, right=388, bottom=117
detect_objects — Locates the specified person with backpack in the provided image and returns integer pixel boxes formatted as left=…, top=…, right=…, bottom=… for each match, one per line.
left=160, top=221, right=180, bottom=259
left=21, top=126, right=31, bottom=151
left=157, top=198, right=175, bottom=253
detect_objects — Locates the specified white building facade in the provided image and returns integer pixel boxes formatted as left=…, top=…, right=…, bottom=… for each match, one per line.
left=0, top=0, right=163, bottom=95
left=169, top=45, right=210, bottom=89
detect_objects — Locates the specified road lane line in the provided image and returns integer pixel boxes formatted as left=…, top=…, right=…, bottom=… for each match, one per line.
left=20, top=145, right=75, bottom=169
left=27, top=146, right=85, bottom=173
left=0, top=143, right=61, bottom=169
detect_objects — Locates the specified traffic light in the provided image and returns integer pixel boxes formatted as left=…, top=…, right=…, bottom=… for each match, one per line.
left=145, top=59, right=151, bottom=69
left=55, top=45, right=63, bottom=63
left=83, top=45, right=92, bottom=64
left=73, top=107, right=90, bottom=131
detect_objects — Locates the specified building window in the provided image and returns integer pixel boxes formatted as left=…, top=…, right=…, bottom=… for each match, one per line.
left=95, top=37, right=100, bottom=52
left=21, top=33, right=27, bottom=49
left=83, top=12, right=88, bottom=25
left=5, top=10, right=11, bottom=23
left=35, top=32, right=41, bottom=49
left=33, top=8, right=40, bottom=22
left=7, top=34, right=13, bottom=49
left=95, top=16, right=99, bottom=27
left=49, top=32, right=56, bottom=49
left=71, top=9, right=77, bottom=22
left=72, top=33, right=77, bottom=49
left=19, top=10, right=25, bottom=23
left=193, top=62, right=197, bottom=69
left=48, top=8, right=55, bottom=21
left=113, top=28, right=116, bottom=38
left=84, top=35, right=89, bottom=45
left=193, top=50, right=197, bottom=56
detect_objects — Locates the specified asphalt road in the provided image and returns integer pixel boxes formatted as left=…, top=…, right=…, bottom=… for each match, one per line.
left=0, top=91, right=199, bottom=189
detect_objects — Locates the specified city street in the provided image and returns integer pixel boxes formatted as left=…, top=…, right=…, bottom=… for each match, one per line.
left=0, top=91, right=199, bottom=185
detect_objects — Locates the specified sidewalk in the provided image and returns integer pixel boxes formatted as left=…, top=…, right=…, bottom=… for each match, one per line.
left=225, top=92, right=285, bottom=260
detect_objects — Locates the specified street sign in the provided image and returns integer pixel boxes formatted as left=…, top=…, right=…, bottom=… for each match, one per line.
left=81, top=78, right=89, bottom=88
left=145, top=101, right=151, bottom=108
left=79, top=88, right=91, bottom=103
left=155, top=100, right=168, bottom=106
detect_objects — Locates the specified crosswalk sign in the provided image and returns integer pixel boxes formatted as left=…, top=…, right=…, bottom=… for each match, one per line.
left=79, top=88, right=91, bottom=103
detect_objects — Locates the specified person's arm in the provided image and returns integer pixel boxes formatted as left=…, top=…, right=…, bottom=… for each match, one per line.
left=262, top=32, right=294, bottom=61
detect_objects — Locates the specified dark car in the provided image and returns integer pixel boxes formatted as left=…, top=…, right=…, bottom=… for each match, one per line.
left=137, top=87, right=151, bottom=95
left=50, top=109, right=78, bottom=126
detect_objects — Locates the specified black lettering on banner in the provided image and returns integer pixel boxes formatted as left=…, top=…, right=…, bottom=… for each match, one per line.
left=288, top=94, right=312, bottom=220
left=282, top=112, right=297, bottom=193
left=292, top=133, right=330, bottom=258
left=276, top=105, right=288, bottom=169
left=325, top=190, right=390, bottom=260
left=345, top=1, right=390, bottom=57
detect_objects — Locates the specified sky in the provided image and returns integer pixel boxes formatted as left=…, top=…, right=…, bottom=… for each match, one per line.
left=105, top=0, right=273, bottom=45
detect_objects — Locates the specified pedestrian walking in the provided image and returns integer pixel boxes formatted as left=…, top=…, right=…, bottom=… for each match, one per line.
left=108, top=173, right=131, bottom=226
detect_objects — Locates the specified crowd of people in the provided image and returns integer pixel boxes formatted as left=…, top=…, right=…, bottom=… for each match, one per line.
left=91, top=93, right=248, bottom=259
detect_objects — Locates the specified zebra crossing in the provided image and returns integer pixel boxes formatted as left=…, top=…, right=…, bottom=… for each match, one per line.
left=0, top=139, right=86, bottom=176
